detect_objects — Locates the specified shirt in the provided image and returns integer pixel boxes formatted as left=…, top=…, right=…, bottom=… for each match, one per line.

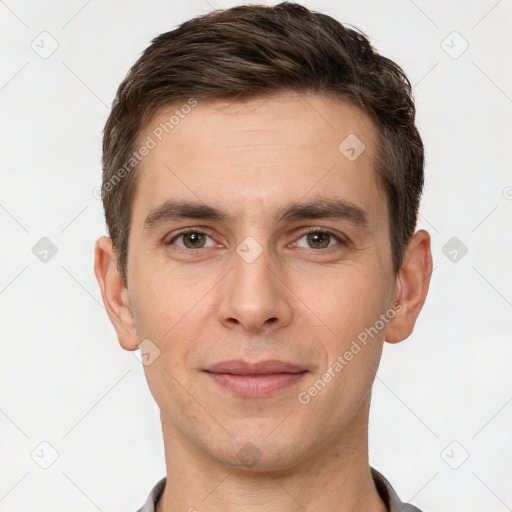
left=136, top=467, right=422, bottom=512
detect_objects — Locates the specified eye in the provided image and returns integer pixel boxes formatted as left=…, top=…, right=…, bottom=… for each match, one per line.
left=294, top=229, right=345, bottom=251
left=169, top=230, right=217, bottom=249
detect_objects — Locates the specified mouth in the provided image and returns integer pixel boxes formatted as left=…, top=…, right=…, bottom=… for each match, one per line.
left=203, top=359, right=308, bottom=398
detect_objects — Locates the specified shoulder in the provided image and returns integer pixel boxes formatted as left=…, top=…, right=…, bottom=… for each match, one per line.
left=371, top=467, right=424, bottom=512
left=136, top=477, right=166, bottom=512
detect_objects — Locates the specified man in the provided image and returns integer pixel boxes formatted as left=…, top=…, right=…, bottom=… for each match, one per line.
left=94, top=2, right=432, bottom=511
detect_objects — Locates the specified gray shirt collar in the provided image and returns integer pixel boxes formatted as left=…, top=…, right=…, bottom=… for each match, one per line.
left=137, top=468, right=422, bottom=512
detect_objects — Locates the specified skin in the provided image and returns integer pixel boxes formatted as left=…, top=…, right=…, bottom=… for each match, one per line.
left=95, top=91, right=432, bottom=512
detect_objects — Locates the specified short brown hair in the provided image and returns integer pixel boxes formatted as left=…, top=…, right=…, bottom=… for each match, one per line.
left=102, top=1, right=424, bottom=285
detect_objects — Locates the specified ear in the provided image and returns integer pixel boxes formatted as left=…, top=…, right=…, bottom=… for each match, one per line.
left=94, top=236, right=139, bottom=351
left=385, top=230, right=433, bottom=344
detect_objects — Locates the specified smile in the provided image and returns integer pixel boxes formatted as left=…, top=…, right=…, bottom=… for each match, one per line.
left=203, top=359, right=308, bottom=398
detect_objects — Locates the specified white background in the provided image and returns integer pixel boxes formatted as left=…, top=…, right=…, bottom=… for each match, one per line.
left=1, top=1, right=511, bottom=511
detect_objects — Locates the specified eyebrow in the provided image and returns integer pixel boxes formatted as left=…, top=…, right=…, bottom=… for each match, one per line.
left=143, top=197, right=368, bottom=229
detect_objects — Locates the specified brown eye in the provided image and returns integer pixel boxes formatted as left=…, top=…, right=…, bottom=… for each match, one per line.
left=295, top=230, right=341, bottom=250
left=306, top=232, right=331, bottom=249
left=169, top=231, right=215, bottom=249
left=182, top=232, right=206, bottom=248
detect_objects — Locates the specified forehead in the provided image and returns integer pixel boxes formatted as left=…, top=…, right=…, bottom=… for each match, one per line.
left=131, top=91, right=384, bottom=226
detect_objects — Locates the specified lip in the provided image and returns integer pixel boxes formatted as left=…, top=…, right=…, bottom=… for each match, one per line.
left=203, top=359, right=308, bottom=398
left=205, top=359, right=307, bottom=375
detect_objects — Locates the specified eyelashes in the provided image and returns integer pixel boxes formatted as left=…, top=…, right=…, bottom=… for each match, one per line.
left=167, top=227, right=347, bottom=253
left=169, top=230, right=215, bottom=249
left=291, top=227, right=346, bottom=251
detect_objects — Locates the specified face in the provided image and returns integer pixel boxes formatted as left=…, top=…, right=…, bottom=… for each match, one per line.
left=107, top=92, right=407, bottom=470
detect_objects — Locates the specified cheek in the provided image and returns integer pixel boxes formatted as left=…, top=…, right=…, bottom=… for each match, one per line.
left=296, top=272, right=388, bottom=433
left=300, top=265, right=389, bottom=345
left=132, top=275, right=201, bottom=411
left=130, top=256, right=193, bottom=332
left=130, top=268, right=209, bottom=374
left=130, top=284, right=173, bottom=340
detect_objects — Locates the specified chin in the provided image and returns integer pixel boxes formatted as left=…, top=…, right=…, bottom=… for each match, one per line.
left=207, top=433, right=307, bottom=473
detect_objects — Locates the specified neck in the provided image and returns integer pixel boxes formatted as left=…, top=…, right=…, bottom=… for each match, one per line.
left=156, top=395, right=387, bottom=512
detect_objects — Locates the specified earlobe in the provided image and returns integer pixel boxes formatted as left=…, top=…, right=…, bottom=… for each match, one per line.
left=93, top=236, right=139, bottom=351
left=385, top=230, right=433, bottom=344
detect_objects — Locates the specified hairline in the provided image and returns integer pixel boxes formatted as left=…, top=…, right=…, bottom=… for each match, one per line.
left=116, top=89, right=398, bottom=284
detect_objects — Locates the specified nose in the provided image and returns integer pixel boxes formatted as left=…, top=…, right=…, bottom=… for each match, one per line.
left=216, top=240, right=293, bottom=333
